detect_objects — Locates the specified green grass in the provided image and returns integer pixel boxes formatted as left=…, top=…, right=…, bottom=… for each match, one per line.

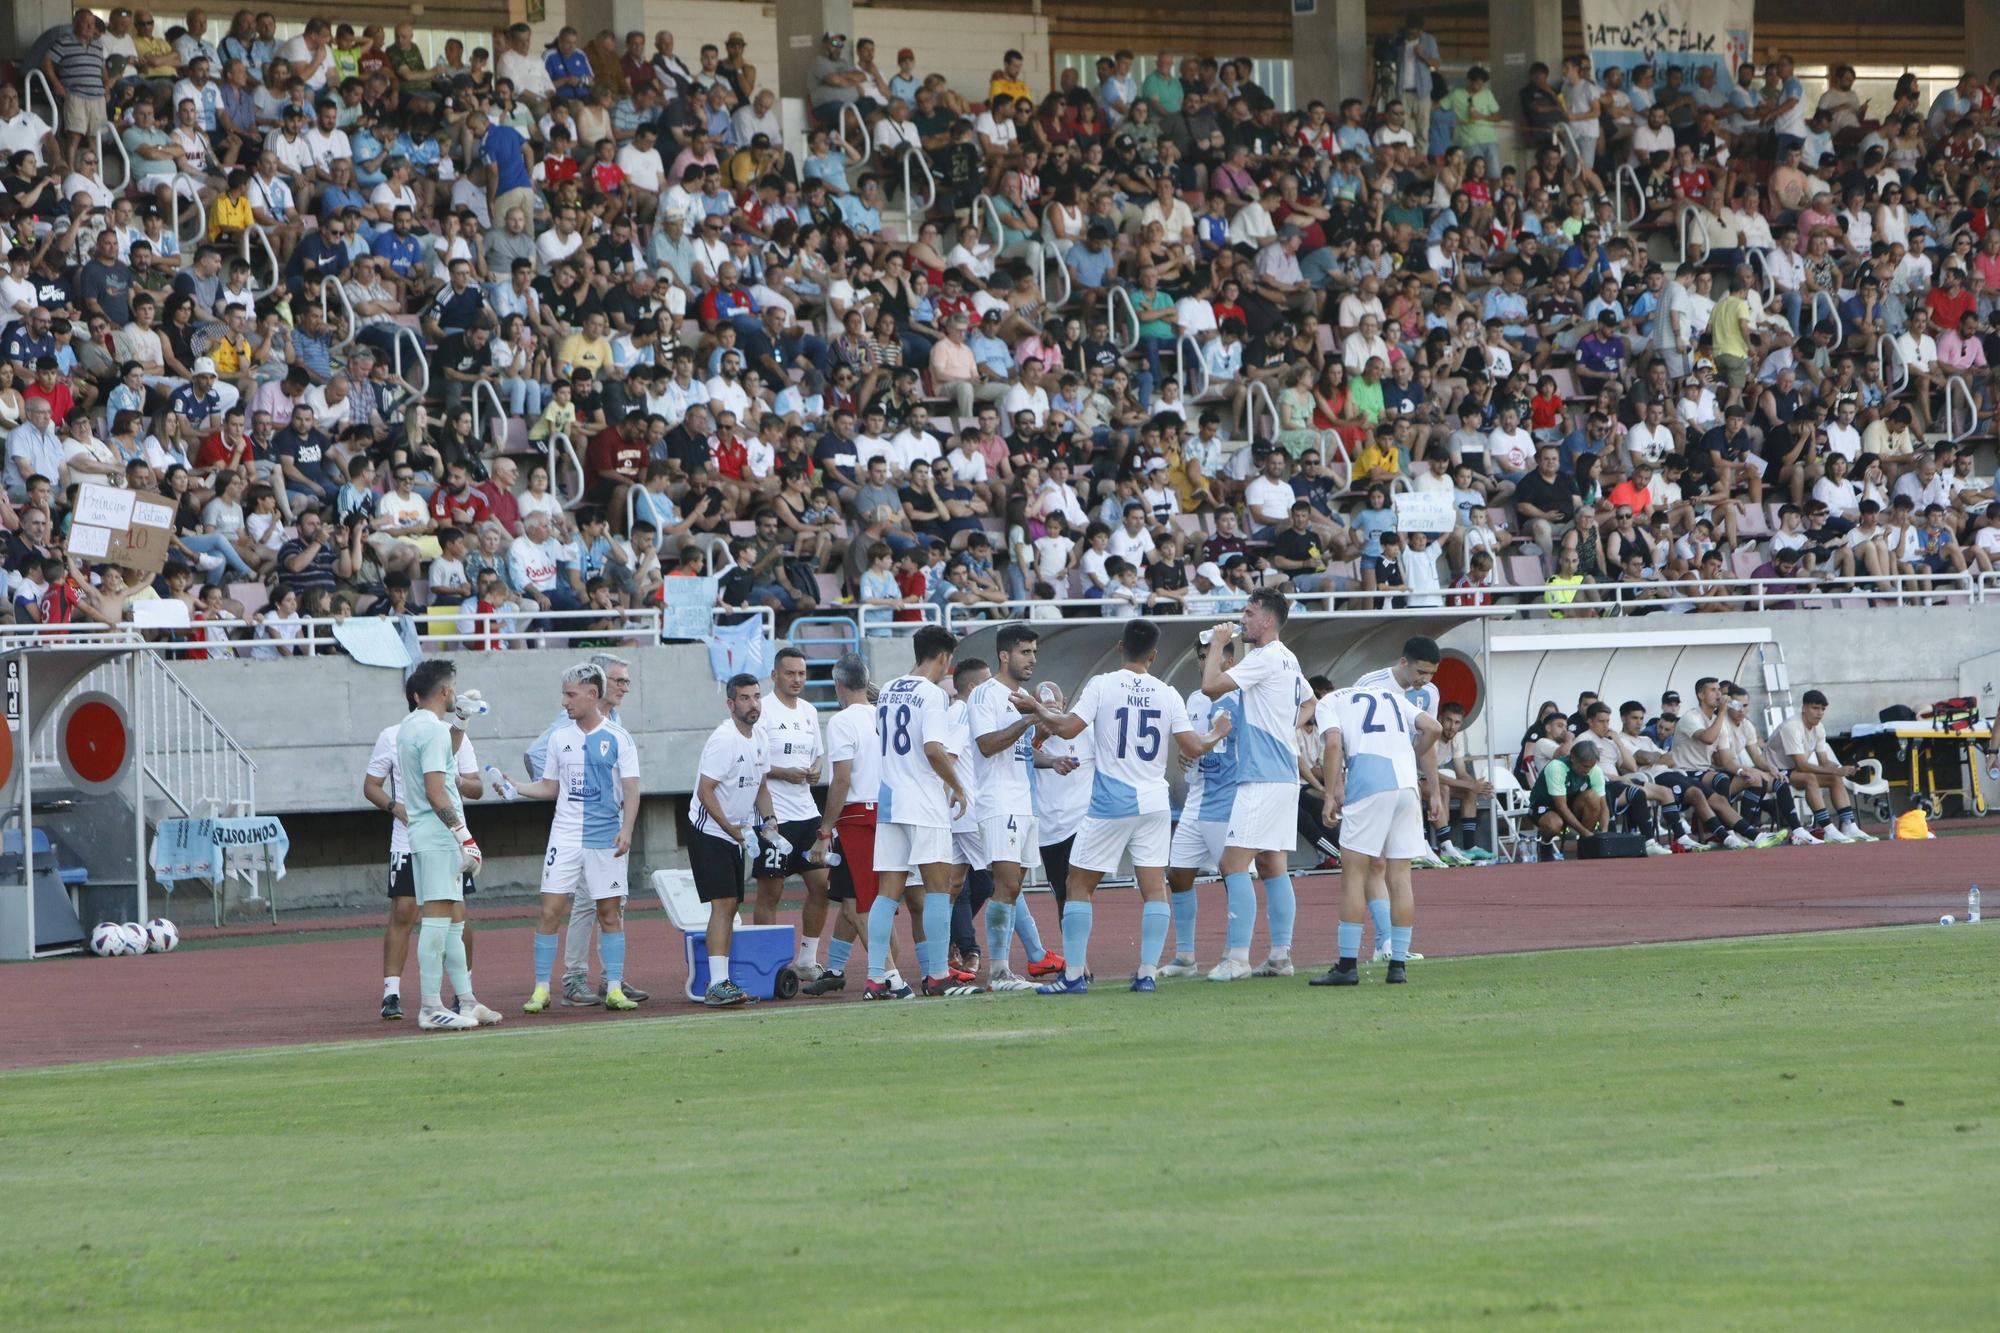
left=4, top=927, right=1995, bottom=1330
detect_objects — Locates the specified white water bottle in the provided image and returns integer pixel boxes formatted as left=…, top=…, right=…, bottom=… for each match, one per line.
left=484, top=765, right=519, bottom=800
left=1970, top=884, right=1982, bottom=924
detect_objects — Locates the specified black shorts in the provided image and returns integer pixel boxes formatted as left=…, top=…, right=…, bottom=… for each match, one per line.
left=689, top=832, right=746, bottom=903
left=1694, top=771, right=1733, bottom=797
left=387, top=852, right=475, bottom=898
left=755, top=817, right=823, bottom=880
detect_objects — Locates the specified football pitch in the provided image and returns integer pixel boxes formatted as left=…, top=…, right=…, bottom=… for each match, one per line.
left=4, top=925, right=1993, bottom=1330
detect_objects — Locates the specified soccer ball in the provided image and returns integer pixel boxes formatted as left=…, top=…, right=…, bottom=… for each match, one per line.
left=90, top=922, right=134, bottom=956
left=120, top=923, right=150, bottom=954
left=145, top=918, right=180, bottom=953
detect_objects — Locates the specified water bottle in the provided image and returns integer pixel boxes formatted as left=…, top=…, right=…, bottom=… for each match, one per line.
left=1970, top=884, right=1982, bottom=924
left=484, top=765, right=519, bottom=800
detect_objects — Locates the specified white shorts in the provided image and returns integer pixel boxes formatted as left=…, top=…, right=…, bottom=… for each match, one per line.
left=874, top=821, right=952, bottom=874
left=540, top=844, right=630, bottom=901
left=978, top=813, right=1039, bottom=869
left=1070, top=812, right=1171, bottom=874
left=1225, top=781, right=1297, bottom=852
left=1169, top=816, right=1227, bottom=872
left=951, top=826, right=987, bottom=869
left=1338, top=788, right=1428, bottom=860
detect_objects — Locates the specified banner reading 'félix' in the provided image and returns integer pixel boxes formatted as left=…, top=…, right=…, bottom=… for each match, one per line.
left=1582, top=0, right=1753, bottom=82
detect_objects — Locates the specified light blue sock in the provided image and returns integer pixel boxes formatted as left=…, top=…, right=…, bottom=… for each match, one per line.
left=1223, top=871, right=1257, bottom=954
left=865, top=897, right=897, bottom=981
left=418, top=917, right=448, bottom=1007
left=1138, top=900, right=1170, bottom=973
left=1389, top=925, right=1413, bottom=962
left=1336, top=920, right=1363, bottom=961
left=1060, top=901, right=1092, bottom=979
left=599, top=930, right=625, bottom=988
left=532, top=932, right=559, bottom=987
left=1012, top=896, right=1046, bottom=962
left=1367, top=897, right=1392, bottom=948
left=827, top=936, right=854, bottom=974
left=986, top=900, right=1015, bottom=971
left=443, top=921, right=471, bottom=1001
left=1261, top=874, right=1296, bottom=951
left=921, top=891, right=953, bottom=978
left=1170, top=888, right=1198, bottom=956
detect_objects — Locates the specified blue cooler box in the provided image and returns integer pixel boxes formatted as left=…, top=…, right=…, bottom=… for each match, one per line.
left=682, top=922, right=795, bottom=1001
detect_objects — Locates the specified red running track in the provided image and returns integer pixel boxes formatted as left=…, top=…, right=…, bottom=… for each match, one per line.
left=1, top=834, right=1989, bottom=1070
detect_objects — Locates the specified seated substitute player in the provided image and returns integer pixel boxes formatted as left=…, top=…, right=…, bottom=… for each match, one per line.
left=1433, top=701, right=1495, bottom=864
left=524, top=653, right=645, bottom=1006
left=1200, top=589, right=1315, bottom=981
left=1530, top=738, right=1609, bottom=859
left=1163, top=629, right=1240, bottom=978
left=365, top=680, right=484, bottom=1020
left=864, top=625, right=973, bottom=1000
left=753, top=646, right=834, bottom=982
left=1352, top=635, right=1446, bottom=958
left=690, top=673, right=779, bottom=1007
left=966, top=624, right=1067, bottom=990
left=1311, top=678, right=1444, bottom=987
left=1021, top=618, right=1232, bottom=993
left=506, top=663, right=644, bottom=1015
left=1771, top=689, right=1876, bottom=843
left=1668, top=676, right=1759, bottom=850
left=396, top=659, right=499, bottom=1030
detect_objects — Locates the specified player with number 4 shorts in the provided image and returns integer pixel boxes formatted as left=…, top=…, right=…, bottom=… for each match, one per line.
left=966, top=625, right=1066, bottom=990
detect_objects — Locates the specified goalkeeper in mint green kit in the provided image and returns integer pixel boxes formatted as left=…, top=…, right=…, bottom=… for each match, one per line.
left=399, top=659, right=501, bottom=1032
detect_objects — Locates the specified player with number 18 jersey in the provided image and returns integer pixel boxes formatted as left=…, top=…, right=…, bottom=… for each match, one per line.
left=874, top=671, right=954, bottom=872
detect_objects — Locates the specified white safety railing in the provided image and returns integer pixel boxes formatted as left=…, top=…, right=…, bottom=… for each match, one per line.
left=286, top=607, right=674, bottom=654
left=1807, top=289, right=1843, bottom=346
left=1876, top=334, right=1909, bottom=396
left=1746, top=245, right=1776, bottom=302
left=899, top=145, right=935, bottom=235
left=971, top=192, right=1006, bottom=251
left=171, top=174, right=208, bottom=245
left=97, top=123, right=131, bottom=192
left=1319, top=430, right=1354, bottom=494
left=1941, top=376, right=1980, bottom=443
left=1042, top=239, right=1072, bottom=309
left=942, top=597, right=1523, bottom=635
left=1613, top=164, right=1645, bottom=230
left=24, top=70, right=60, bottom=137
left=1511, top=571, right=1979, bottom=615
left=242, top=222, right=280, bottom=299
left=390, top=325, right=430, bottom=396
left=320, top=272, right=356, bottom=351
left=548, top=429, right=587, bottom=508
left=1107, top=283, right=1140, bottom=353
left=468, top=378, right=506, bottom=449
left=858, top=600, right=943, bottom=635
left=1677, top=205, right=1713, bottom=270
left=1550, top=121, right=1582, bottom=173
left=837, top=102, right=868, bottom=156
left=1176, top=331, right=1212, bottom=400
left=1244, top=377, right=1278, bottom=443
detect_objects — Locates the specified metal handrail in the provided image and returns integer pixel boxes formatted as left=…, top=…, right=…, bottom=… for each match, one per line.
left=1107, top=283, right=1140, bottom=353
left=1808, top=289, right=1843, bottom=347
left=468, top=377, right=506, bottom=447
left=1176, top=330, right=1212, bottom=400
left=972, top=192, right=1006, bottom=251
left=1043, top=239, right=1072, bottom=309
left=320, top=271, right=356, bottom=351
left=276, top=607, right=672, bottom=655
left=899, top=145, right=935, bottom=234
left=1550, top=121, right=1583, bottom=172
left=1613, top=164, right=1645, bottom=230
left=941, top=597, right=1527, bottom=634
left=858, top=601, right=943, bottom=635
left=24, top=70, right=60, bottom=137
left=1942, top=375, right=1979, bottom=443
left=1677, top=204, right=1713, bottom=269
left=836, top=101, right=868, bottom=156
left=390, top=324, right=429, bottom=396
left=1244, top=377, right=1278, bottom=442
left=1746, top=245, right=1775, bottom=302
left=97, top=124, right=131, bottom=192
left=1876, top=334, right=1909, bottom=396
left=172, top=174, right=208, bottom=245
left=1319, top=430, right=1354, bottom=494
left=548, top=429, right=587, bottom=507
left=242, top=222, right=280, bottom=299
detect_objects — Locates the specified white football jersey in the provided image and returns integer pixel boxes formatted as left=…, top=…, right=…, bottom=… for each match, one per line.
left=966, top=675, right=1037, bottom=822
left=1071, top=668, right=1194, bottom=817
left=1035, top=725, right=1092, bottom=844
left=944, top=700, right=980, bottom=834
left=691, top=720, right=768, bottom=845
left=1352, top=665, right=1440, bottom=718
left=755, top=692, right=823, bottom=822
left=875, top=673, right=954, bottom=828
left=823, top=702, right=882, bottom=809
left=1317, top=687, right=1423, bottom=800
left=544, top=718, right=640, bottom=850
left=1226, top=639, right=1310, bottom=783
left=366, top=722, right=478, bottom=858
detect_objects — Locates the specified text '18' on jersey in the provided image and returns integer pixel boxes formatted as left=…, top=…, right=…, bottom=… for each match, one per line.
left=875, top=674, right=953, bottom=828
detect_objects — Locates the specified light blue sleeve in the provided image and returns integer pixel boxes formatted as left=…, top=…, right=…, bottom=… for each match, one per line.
left=524, top=713, right=562, bottom=781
